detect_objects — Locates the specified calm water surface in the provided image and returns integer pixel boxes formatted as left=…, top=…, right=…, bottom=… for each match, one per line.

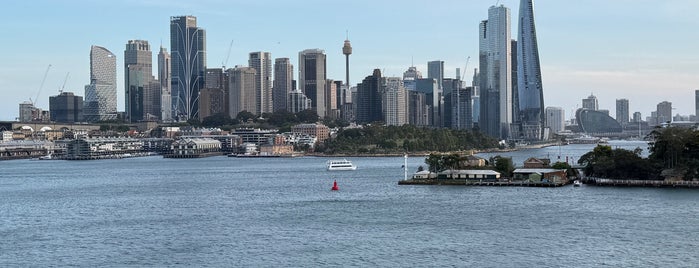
left=1, top=141, right=697, bottom=267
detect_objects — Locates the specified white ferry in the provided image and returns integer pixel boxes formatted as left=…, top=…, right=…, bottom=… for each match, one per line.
left=326, top=159, right=357, bottom=171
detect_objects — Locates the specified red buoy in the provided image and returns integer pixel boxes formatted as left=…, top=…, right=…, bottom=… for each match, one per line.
left=331, top=180, right=339, bottom=191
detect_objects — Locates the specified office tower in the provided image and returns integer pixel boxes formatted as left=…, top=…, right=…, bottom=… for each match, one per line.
left=416, top=78, right=440, bottom=127
left=695, top=90, right=699, bottom=122
left=382, top=77, right=408, bottom=126
left=298, top=49, right=327, bottom=117
left=170, top=15, right=206, bottom=121
left=582, top=94, right=598, bottom=110
left=633, top=112, right=642, bottom=123
left=199, top=68, right=227, bottom=120
left=408, top=91, right=429, bottom=126
left=125, top=40, right=160, bottom=122
left=325, top=79, right=338, bottom=118
left=158, top=47, right=172, bottom=122
left=472, top=69, right=480, bottom=125
left=288, top=90, right=311, bottom=113
left=356, top=69, right=383, bottom=124
left=403, top=66, right=422, bottom=92
left=228, top=67, right=257, bottom=118
left=18, top=102, right=35, bottom=122
left=342, top=38, right=352, bottom=88
left=249, top=52, right=272, bottom=114
left=84, top=45, right=117, bottom=122
left=49, top=92, right=83, bottom=123
left=656, top=101, right=672, bottom=124
left=451, top=86, right=473, bottom=130
left=616, top=99, right=629, bottom=125
left=427, top=60, right=444, bottom=92
left=479, top=5, right=512, bottom=139
left=544, top=106, right=564, bottom=134
left=273, top=58, right=293, bottom=112
left=516, top=0, right=545, bottom=140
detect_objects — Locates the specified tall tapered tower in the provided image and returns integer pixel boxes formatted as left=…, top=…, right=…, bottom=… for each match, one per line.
left=517, top=0, right=545, bottom=140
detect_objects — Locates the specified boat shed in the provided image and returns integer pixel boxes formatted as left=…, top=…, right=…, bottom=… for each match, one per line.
left=513, top=168, right=567, bottom=183
left=438, top=170, right=501, bottom=181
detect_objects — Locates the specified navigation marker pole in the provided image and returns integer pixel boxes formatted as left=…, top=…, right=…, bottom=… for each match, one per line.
left=404, top=154, right=408, bottom=181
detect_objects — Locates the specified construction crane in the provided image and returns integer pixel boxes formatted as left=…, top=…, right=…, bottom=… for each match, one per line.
left=30, top=64, right=52, bottom=106
left=222, top=39, right=234, bottom=69
left=58, top=72, right=70, bottom=94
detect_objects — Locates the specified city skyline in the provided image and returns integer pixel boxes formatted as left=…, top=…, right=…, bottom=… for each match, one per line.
left=1, top=0, right=698, bottom=121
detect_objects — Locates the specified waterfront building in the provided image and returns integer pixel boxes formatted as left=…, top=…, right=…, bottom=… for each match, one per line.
left=356, top=69, right=383, bottom=124
left=84, top=45, right=117, bottom=122
left=291, top=123, right=330, bottom=143
left=382, top=77, right=408, bottom=126
left=516, top=0, right=546, bottom=140
left=249, top=52, right=272, bottom=114
left=170, top=15, right=206, bottom=121
left=479, top=5, right=513, bottom=139
left=64, top=137, right=142, bottom=160
left=158, top=47, right=172, bottom=122
left=544, top=106, right=564, bottom=134
left=616, top=99, right=629, bottom=125
left=49, top=92, right=83, bottom=123
left=169, top=138, right=221, bottom=157
left=228, top=66, right=257, bottom=118
left=125, top=40, right=161, bottom=122
left=273, top=58, right=293, bottom=112
left=298, top=49, right=327, bottom=117
left=656, top=101, right=672, bottom=124
left=582, top=94, right=598, bottom=110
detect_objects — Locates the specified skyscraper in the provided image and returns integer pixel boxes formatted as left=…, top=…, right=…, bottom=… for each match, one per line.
left=517, top=0, right=545, bottom=140
left=49, top=92, right=83, bottom=123
left=356, top=69, right=383, bottom=124
left=84, top=45, right=117, bottom=122
left=298, top=49, right=327, bottom=117
left=228, top=66, right=257, bottom=118
left=616, top=98, right=629, bottom=125
left=199, top=68, right=227, bottom=120
left=544, top=106, right=564, bottom=134
left=125, top=40, right=160, bottom=122
left=582, top=94, right=598, bottom=110
left=249, top=52, right=272, bottom=115
left=479, top=5, right=512, bottom=139
left=382, top=77, right=408, bottom=126
left=170, top=15, right=206, bottom=121
left=273, top=58, right=293, bottom=112
left=656, top=101, right=672, bottom=124
left=158, top=47, right=172, bottom=122
left=427, top=60, right=444, bottom=93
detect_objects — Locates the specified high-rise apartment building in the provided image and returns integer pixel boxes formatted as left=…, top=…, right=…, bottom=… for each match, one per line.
left=582, top=94, right=598, bottom=110
left=616, top=98, right=629, bottom=125
left=299, top=49, right=327, bottom=117
left=170, top=15, right=206, bottom=120
left=544, top=106, right=564, bottom=134
left=356, top=69, right=383, bottom=124
left=84, top=45, right=117, bottom=122
left=228, top=66, right=257, bottom=118
left=125, top=40, right=160, bottom=122
left=479, top=5, right=512, bottom=139
left=158, top=47, right=172, bottom=122
left=249, top=52, right=272, bottom=115
left=273, top=58, right=293, bottom=112
left=382, top=77, right=408, bottom=126
left=516, top=0, right=546, bottom=140
left=656, top=101, right=672, bottom=124
left=288, top=90, right=311, bottom=114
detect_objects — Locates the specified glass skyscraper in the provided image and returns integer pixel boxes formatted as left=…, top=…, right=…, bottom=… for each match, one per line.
left=84, top=45, right=117, bottom=122
left=170, top=16, right=206, bottom=121
left=517, top=0, right=546, bottom=140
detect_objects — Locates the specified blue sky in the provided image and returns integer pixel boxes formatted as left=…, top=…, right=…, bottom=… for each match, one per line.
left=1, top=0, right=698, bottom=121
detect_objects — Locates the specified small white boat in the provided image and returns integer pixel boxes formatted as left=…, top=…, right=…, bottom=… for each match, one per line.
left=38, top=154, right=53, bottom=160
left=326, top=159, right=357, bottom=171
left=573, top=180, right=582, bottom=187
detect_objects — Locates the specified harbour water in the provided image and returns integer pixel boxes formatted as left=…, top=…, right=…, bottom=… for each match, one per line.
left=1, top=141, right=697, bottom=267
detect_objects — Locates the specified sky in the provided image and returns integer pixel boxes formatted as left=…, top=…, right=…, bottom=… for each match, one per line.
left=1, top=0, right=698, bottom=121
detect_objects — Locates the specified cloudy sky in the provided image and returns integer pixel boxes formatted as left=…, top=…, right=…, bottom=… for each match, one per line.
left=1, top=0, right=697, bottom=121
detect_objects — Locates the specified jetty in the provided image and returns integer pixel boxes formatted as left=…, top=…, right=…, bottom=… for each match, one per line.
left=399, top=178, right=571, bottom=187
left=585, top=178, right=699, bottom=188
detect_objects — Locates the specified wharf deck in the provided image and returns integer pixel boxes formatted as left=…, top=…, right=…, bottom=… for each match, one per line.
left=399, top=179, right=571, bottom=187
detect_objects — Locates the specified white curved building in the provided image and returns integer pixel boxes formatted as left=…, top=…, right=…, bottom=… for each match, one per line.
left=84, top=45, right=117, bottom=122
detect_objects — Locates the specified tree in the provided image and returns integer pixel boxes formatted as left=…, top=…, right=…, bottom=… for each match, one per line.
left=202, top=113, right=233, bottom=128
left=296, top=109, right=319, bottom=123
left=236, top=110, right=255, bottom=123
left=492, top=156, right=514, bottom=177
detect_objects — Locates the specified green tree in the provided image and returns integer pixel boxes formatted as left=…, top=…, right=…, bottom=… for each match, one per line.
left=236, top=110, right=256, bottom=122
left=201, top=113, right=233, bottom=128
left=492, top=156, right=514, bottom=177
left=296, top=109, right=319, bottom=123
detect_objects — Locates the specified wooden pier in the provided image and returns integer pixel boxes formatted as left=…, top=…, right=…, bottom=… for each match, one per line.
left=586, top=178, right=699, bottom=188
left=399, top=179, right=571, bottom=187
